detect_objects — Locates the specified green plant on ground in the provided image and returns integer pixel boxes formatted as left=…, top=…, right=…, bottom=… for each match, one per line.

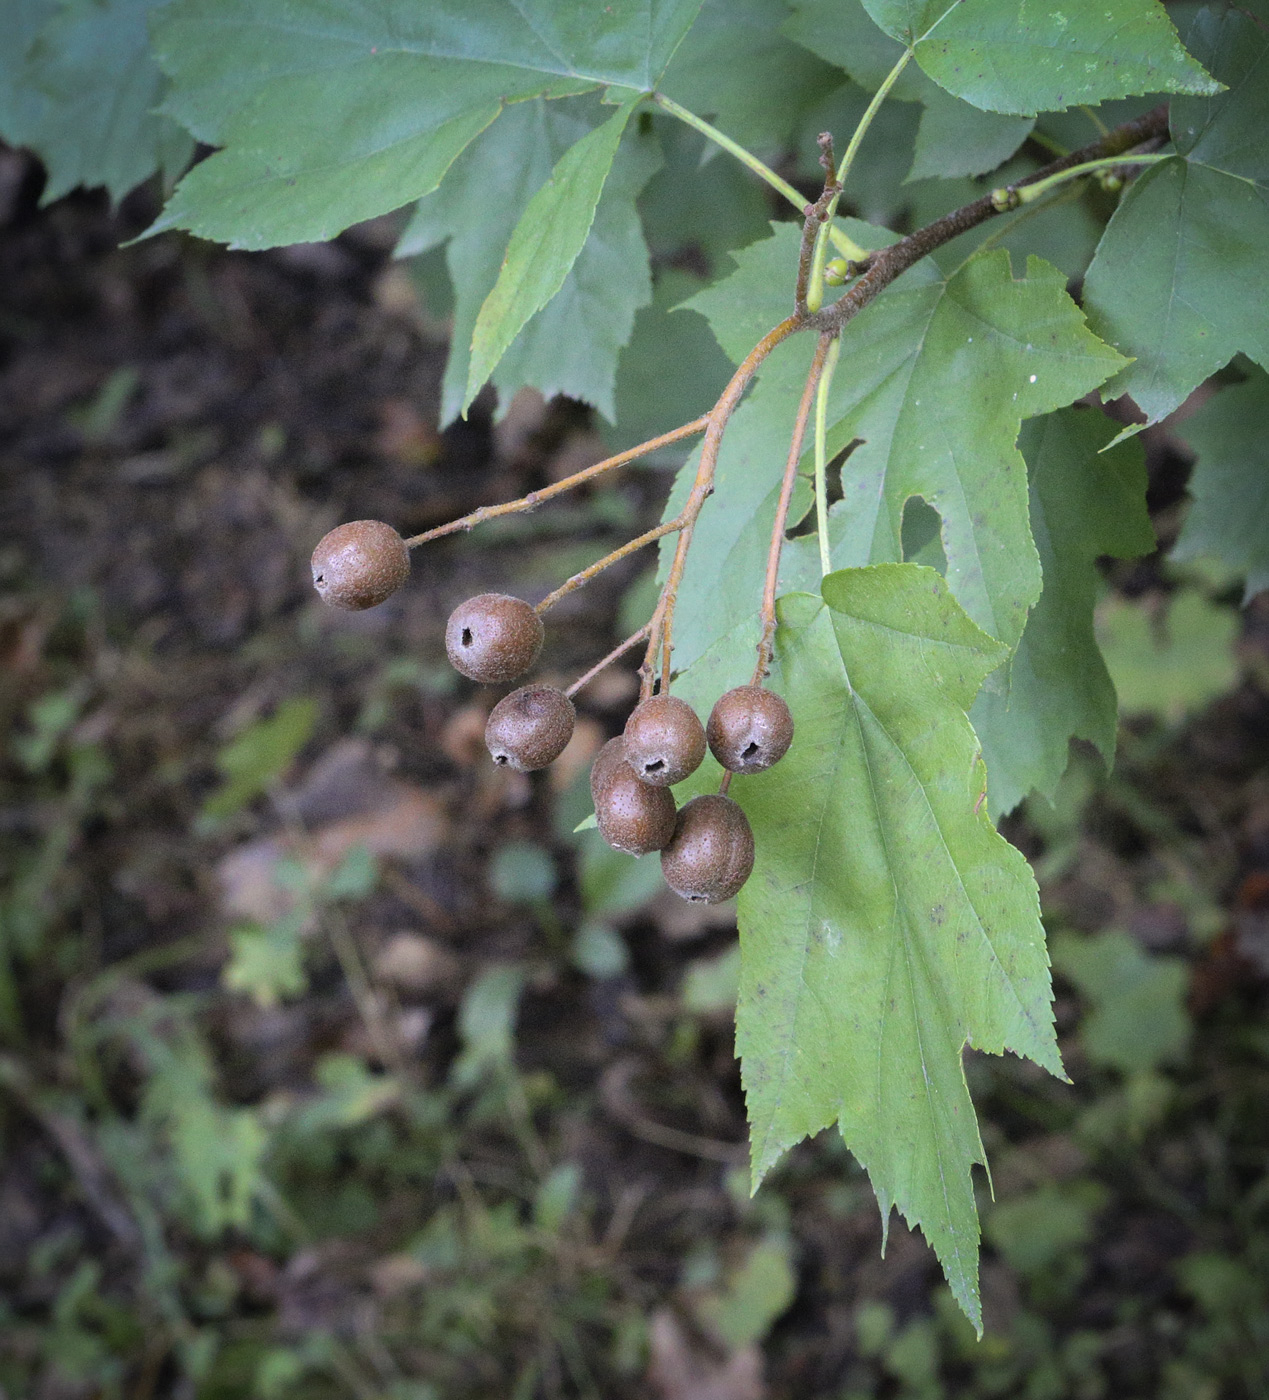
left=3, top=0, right=1268, bottom=1336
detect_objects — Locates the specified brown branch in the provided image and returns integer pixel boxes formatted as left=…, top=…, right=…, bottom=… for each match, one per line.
left=754, top=333, right=834, bottom=682
left=644, top=315, right=802, bottom=696
left=806, top=104, right=1169, bottom=339
left=565, top=624, right=652, bottom=699
left=535, top=519, right=682, bottom=615
left=795, top=134, right=842, bottom=316
left=402, top=414, right=710, bottom=549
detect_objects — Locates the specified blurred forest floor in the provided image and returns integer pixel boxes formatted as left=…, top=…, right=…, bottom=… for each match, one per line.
left=1, top=148, right=1268, bottom=1400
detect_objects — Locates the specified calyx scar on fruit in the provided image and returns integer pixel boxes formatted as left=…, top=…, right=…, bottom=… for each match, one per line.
left=622, top=694, right=706, bottom=787
left=485, top=685, right=575, bottom=772
left=707, top=685, right=794, bottom=774
left=311, top=520, right=409, bottom=611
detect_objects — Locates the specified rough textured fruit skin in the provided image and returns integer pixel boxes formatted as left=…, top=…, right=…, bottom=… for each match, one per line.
left=445, top=594, right=544, bottom=684
left=661, top=794, right=755, bottom=903
left=706, top=685, right=794, bottom=774
left=591, top=737, right=677, bottom=855
left=622, top=694, right=706, bottom=787
left=311, top=520, right=410, bottom=610
left=485, top=686, right=575, bottom=772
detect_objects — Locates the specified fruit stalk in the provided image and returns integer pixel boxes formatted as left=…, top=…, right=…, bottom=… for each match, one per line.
left=754, top=331, right=834, bottom=682
left=643, top=313, right=802, bottom=697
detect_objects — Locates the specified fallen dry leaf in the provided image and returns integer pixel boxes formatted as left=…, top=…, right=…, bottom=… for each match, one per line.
left=647, top=1308, right=765, bottom=1400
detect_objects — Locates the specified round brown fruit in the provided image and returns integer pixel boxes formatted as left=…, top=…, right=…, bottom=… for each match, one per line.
left=591, top=737, right=677, bottom=856
left=445, top=593, right=544, bottom=684
left=706, top=685, right=794, bottom=774
left=622, top=694, right=706, bottom=787
left=660, top=794, right=754, bottom=903
left=485, top=685, right=575, bottom=772
left=311, top=520, right=410, bottom=610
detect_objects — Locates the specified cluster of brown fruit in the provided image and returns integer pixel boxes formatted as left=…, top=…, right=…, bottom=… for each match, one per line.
left=311, top=519, right=793, bottom=903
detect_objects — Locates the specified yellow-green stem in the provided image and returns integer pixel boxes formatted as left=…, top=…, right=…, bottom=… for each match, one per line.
left=807, top=49, right=912, bottom=312
left=996, top=152, right=1170, bottom=208
left=651, top=92, right=868, bottom=262
left=814, top=336, right=842, bottom=576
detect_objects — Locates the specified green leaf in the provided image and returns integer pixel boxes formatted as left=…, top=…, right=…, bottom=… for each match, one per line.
left=607, top=270, right=736, bottom=457
left=7, top=0, right=193, bottom=204
left=398, top=97, right=657, bottom=423
left=637, top=120, right=773, bottom=274
left=464, top=96, right=640, bottom=412
left=823, top=248, right=1128, bottom=648
left=1083, top=5, right=1269, bottom=425
left=0, top=0, right=56, bottom=147
left=1095, top=588, right=1239, bottom=722
left=659, top=0, right=843, bottom=150
left=734, top=568, right=1061, bottom=1331
left=970, top=408, right=1154, bottom=818
left=1052, top=930, right=1191, bottom=1074
left=907, top=89, right=1034, bottom=181
left=1172, top=365, right=1269, bottom=602
left=861, top=0, right=1218, bottom=114
left=150, top=0, right=704, bottom=248
left=224, top=917, right=308, bottom=1007
left=694, top=1234, right=797, bottom=1349
left=663, top=231, right=1124, bottom=704
left=199, top=697, right=318, bottom=826
left=785, top=0, right=1032, bottom=178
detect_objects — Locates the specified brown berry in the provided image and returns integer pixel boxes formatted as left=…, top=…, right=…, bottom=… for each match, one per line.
left=622, top=694, right=706, bottom=787
left=660, top=794, right=754, bottom=903
left=311, top=520, right=409, bottom=610
left=485, top=685, right=575, bottom=772
left=445, top=593, right=543, bottom=684
left=591, top=737, right=677, bottom=855
left=706, top=686, right=794, bottom=774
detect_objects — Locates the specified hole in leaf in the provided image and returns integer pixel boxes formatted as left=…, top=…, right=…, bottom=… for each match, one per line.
left=784, top=438, right=861, bottom=539
left=900, top=495, right=947, bottom=575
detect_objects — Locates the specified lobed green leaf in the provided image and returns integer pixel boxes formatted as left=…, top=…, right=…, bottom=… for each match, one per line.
left=1083, top=4, right=1269, bottom=427
left=862, top=0, right=1219, bottom=115
left=733, top=567, right=1061, bottom=1331
left=397, top=96, right=658, bottom=423
left=970, top=407, right=1153, bottom=818
left=465, top=96, right=642, bottom=415
left=149, top=0, right=706, bottom=248
left=2, top=0, right=192, bottom=205
left=1172, top=364, right=1269, bottom=602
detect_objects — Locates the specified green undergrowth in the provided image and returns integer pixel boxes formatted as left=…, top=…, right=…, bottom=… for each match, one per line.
left=1, top=559, right=1267, bottom=1399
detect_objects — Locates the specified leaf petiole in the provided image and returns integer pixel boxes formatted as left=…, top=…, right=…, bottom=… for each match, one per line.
left=650, top=92, right=868, bottom=263
left=814, top=337, right=842, bottom=577
left=806, top=50, right=913, bottom=312
left=992, top=152, right=1171, bottom=209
